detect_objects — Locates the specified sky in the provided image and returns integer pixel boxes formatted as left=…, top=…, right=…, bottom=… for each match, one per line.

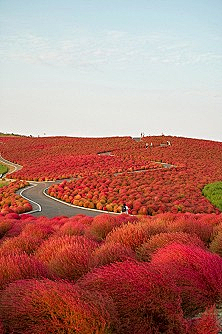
left=0, top=0, right=222, bottom=141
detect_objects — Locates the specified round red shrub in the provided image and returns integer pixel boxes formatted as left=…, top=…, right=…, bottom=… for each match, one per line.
left=0, top=278, right=117, bottom=334
left=57, top=220, right=86, bottom=236
left=87, top=214, right=122, bottom=241
left=105, top=221, right=155, bottom=250
left=0, top=220, right=13, bottom=239
left=78, top=260, right=187, bottom=333
left=151, top=243, right=222, bottom=316
left=0, top=234, right=45, bottom=256
left=166, top=214, right=214, bottom=244
left=90, top=242, right=136, bottom=268
left=35, top=235, right=98, bottom=280
left=0, top=254, right=49, bottom=289
left=136, top=232, right=205, bottom=262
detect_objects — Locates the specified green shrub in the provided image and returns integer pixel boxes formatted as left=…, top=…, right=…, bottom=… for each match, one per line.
left=0, top=164, right=8, bottom=176
left=202, top=182, right=222, bottom=211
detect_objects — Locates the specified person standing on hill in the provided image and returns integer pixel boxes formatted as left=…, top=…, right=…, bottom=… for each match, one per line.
left=122, top=203, right=129, bottom=214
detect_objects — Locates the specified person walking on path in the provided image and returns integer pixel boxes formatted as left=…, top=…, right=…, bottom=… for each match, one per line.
left=122, top=203, right=129, bottom=214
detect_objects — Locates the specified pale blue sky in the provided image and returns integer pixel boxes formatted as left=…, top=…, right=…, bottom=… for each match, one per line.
left=0, top=0, right=221, bottom=140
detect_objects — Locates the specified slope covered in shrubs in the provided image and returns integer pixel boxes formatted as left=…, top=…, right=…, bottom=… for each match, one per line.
left=0, top=135, right=221, bottom=215
left=0, top=212, right=221, bottom=333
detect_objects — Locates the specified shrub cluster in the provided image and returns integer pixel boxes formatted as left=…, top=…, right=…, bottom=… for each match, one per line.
left=0, top=212, right=221, bottom=333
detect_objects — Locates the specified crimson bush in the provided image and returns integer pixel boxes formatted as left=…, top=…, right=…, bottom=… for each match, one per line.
left=0, top=279, right=117, bottom=334
left=78, top=260, right=187, bottom=333
left=151, top=243, right=222, bottom=316
left=0, top=254, right=49, bottom=289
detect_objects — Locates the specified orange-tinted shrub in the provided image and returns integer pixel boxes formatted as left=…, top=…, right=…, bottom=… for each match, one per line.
left=0, top=254, right=49, bottom=289
left=57, top=220, right=86, bottom=236
left=0, top=234, right=45, bottom=256
left=136, top=232, right=205, bottom=262
left=90, top=242, right=136, bottom=268
left=105, top=220, right=159, bottom=250
left=87, top=214, right=122, bottom=241
left=35, top=235, right=98, bottom=280
left=0, top=220, right=13, bottom=239
left=166, top=214, right=214, bottom=244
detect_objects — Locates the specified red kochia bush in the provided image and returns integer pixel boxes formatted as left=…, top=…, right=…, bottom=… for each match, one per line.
left=151, top=243, right=222, bottom=316
left=105, top=221, right=153, bottom=251
left=166, top=214, right=214, bottom=244
left=0, top=234, right=45, bottom=256
left=136, top=232, right=205, bottom=262
left=90, top=242, right=136, bottom=268
left=35, top=235, right=98, bottom=280
left=20, top=221, right=55, bottom=239
left=56, top=220, right=86, bottom=236
left=0, top=220, right=13, bottom=239
left=87, top=214, right=123, bottom=241
left=188, top=305, right=221, bottom=334
left=77, top=260, right=187, bottom=334
left=0, top=254, right=49, bottom=289
left=209, top=230, right=222, bottom=256
left=0, top=278, right=117, bottom=334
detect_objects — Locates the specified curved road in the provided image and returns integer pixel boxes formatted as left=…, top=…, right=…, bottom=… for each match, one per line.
left=0, top=156, right=103, bottom=218
left=0, top=155, right=173, bottom=218
left=20, top=182, right=102, bottom=218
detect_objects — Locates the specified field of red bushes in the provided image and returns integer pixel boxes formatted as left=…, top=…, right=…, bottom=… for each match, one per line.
left=0, top=135, right=222, bottom=332
left=0, top=181, right=32, bottom=215
left=0, top=212, right=221, bottom=333
left=0, top=135, right=222, bottom=215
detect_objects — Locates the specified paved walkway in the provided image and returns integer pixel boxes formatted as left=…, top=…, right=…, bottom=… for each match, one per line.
left=0, top=156, right=102, bottom=218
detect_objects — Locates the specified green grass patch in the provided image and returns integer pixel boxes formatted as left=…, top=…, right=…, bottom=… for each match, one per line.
left=0, top=164, right=8, bottom=175
left=202, top=181, right=222, bottom=211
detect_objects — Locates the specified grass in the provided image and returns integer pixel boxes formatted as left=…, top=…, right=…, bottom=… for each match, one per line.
left=202, top=181, right=222, bottom=211
left=0, top=164, right=8, bottom=176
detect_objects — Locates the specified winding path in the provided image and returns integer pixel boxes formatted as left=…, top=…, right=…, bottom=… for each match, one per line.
left=0, top=154, right=173, bottom=218
left=0, top=156, right=102, bottom=218
left=19, top=182, right=101, bottom=218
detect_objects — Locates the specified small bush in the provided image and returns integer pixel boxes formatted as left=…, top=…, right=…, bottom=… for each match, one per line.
left=105, top=221, right=158, bottom=250
left=90, top=242, right=136, bottom=268
left=87, top=214, right=122, bottom=241
left=166, top=214, right=214, bottom=244
left=0, top=220, right=13, bottom=239
left=136, top=232, right=205, bottom=262
left=35, top=235, right=98, bottom=280
left=0, top=234, right=44, bottom=256
left=0, top=254, right=49, bottom=289
left=57, top=220, right=86, bottom=236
